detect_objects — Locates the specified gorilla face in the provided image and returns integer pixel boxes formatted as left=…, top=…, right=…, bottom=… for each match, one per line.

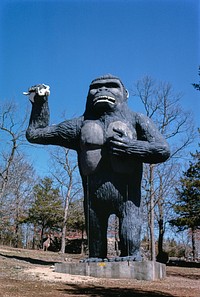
left=87, top=77, right=128, bottom=114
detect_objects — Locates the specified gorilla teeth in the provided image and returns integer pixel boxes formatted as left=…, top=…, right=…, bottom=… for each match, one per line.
left=94, top=96, right=115, bottom=105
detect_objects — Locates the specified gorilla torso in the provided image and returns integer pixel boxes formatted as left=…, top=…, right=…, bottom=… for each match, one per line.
left=79, top=113, right=138, bottom=176
left=78, top=111, right=143, bottom=209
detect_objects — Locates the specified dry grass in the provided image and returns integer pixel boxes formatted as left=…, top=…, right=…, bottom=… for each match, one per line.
left=0, top=246, right=199, bottom=297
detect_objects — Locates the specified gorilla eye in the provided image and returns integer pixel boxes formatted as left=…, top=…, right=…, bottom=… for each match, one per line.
left=90, top=82, right=120, bottom=90
left=90, top=83, right=102, bottom=90
left=106, top=82, right=120, bottom=88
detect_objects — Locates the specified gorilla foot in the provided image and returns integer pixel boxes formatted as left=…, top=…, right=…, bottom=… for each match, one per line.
left=108, top=254, right=142, bottom=262
left=80, top=254, right=142, bottom=263
left=80, top=257, right=108, bottom=263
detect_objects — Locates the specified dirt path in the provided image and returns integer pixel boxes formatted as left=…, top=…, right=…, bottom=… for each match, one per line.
left=0, top=246, right=199, bottom=297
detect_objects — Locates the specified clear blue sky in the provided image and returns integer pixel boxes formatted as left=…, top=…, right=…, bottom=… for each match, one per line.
left=0, top=0, right=199, bottom=175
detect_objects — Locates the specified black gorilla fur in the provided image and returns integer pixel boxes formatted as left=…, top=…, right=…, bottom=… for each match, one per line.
left=26, top=74, right=170, bottom=261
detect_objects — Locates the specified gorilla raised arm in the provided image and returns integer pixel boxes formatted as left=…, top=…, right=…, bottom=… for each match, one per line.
left=25, top=84, right=83, bottom=150
left=25, top=75, right=170, bottom=261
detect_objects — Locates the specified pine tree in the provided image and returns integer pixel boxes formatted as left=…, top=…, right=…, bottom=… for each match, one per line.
left=171, top=139, right=200, bottom=259
left=27, top=177, right=63, bottom=246
left=66, top=199, right=85, bottom=235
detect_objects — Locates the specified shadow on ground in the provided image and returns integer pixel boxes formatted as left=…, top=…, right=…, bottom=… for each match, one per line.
left=167, top=260, right=200, bottom=268
left=58, top=283, right=174, bottom=297
left=167, top=270, right=200, bottom=280
left=0, top=252, right=56, bottom=266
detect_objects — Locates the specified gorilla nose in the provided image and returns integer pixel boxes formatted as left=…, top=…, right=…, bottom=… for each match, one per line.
left=99, top=86, right=107, bottom=91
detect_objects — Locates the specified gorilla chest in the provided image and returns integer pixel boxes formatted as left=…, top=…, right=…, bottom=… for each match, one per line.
left=80, top=120, right=137, bottom=175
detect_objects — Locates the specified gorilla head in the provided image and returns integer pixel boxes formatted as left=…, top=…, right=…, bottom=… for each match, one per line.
left=85, top=74, right=129, bottom=117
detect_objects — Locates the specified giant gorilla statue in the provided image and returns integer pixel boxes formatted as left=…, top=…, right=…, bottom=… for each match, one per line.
left=25, top=75, right=170, bottom=261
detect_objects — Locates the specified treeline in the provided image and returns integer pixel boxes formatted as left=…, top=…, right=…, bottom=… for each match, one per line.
left=0, top=75, right=199, bottom=260
left=0, top=100, right=84, bottom=251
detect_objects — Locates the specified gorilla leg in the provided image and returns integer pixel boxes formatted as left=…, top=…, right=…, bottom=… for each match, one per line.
left=119, top=201, right=142, bottom=259
left=85, top=206, right=109, bottom=259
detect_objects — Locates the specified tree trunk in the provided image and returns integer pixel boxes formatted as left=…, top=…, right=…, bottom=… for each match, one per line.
left=60, top=222, right=67, bottom=253
left=81, top=226, right=85, bottom=255
left=157, top=176, right=164, bottom=255
left=14, top=194, right=20, bottom=248
left=158, top=219, right=164, bottom=254
left=191, top=228, right=196, bottom=261
left=149, top=164, right=155, bottom=261
left=41, top=226, right=44, bottom=249
left=14, top=223, right=19, bottom=248
left=60, top=192, right=70, bottom=253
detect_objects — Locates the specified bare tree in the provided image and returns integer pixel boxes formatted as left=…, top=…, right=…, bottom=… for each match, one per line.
left=0, top=100, right=35, bottom=246
left=49, top=147, right=82, bottom=253
left=0, top=101, right=27, bottom=200
left=133, top=76, right=195, bottom=261
left=7, top=154, right=35, bottom=247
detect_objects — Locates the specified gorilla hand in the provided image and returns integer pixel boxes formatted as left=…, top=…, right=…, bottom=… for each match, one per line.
left=109, top=127, right=149, bottom=158
left=108, top=127, right=133, bottom=156
left=23, top=84, right=50, bottom=103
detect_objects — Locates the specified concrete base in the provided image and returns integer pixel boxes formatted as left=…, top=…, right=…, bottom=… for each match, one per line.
left=55, top=261, right=166, bottom=281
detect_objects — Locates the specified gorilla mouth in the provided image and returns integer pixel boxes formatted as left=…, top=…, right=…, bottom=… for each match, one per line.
left=93, top=96, right=116, bottom=106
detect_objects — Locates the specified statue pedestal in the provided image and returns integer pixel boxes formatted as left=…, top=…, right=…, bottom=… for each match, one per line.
left=55, top=261, right=166, bottom=281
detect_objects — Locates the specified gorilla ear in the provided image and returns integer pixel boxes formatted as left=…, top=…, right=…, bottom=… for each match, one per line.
left=126, top=89, right=129, bottom=99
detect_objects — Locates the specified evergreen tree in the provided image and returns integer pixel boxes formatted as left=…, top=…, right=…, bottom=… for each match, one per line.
left=171, top=138, right=200, bottom=259
left=26, top=177, right=63, bottom=245
left=67, top=199, right=85, bottom=235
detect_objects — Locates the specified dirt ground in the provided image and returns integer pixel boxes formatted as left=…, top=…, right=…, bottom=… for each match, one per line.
left=0, top=246, right=199, bottom=297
